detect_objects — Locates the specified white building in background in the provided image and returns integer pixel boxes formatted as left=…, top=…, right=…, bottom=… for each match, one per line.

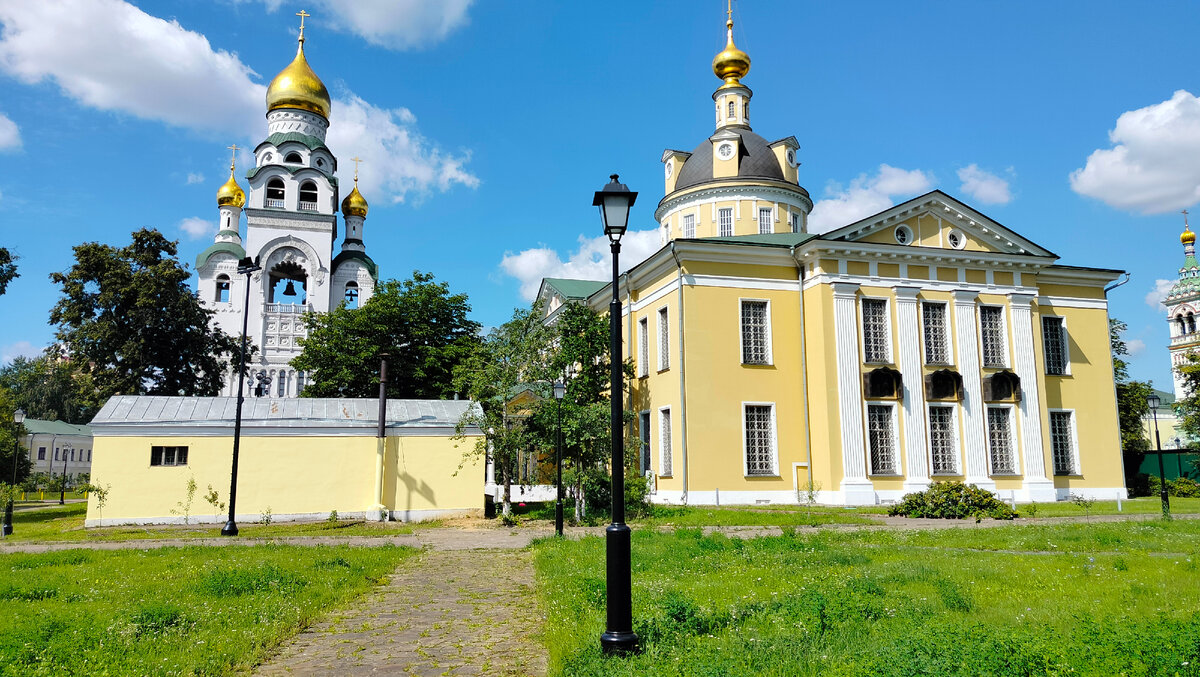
left=22, top=419, right=94, bottom=481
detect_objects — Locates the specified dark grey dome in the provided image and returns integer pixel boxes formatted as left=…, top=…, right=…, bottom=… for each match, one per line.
left=674, top=128, right=786, bottom=191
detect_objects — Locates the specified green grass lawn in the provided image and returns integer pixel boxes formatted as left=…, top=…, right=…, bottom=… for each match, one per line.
left=535, top=520, right=1200, bottom=676
left=512, top=501, right=877, bottom=527
left=0, top=544, right=411, bottom=675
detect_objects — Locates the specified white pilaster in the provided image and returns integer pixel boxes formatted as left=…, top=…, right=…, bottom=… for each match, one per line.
left=953, top=290, right=995, bottom=490
left=1009, top=293, right=1055, bottom=501
left=832, top=282, right=875, bottom=504
left=894, top=287, right=930, bottom=492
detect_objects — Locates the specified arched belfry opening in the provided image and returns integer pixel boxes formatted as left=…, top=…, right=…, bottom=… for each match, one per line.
left=268, top=258, right=308, bottom=305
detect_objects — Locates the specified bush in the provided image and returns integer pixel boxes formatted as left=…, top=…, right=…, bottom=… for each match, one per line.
left=1147, top=475, right=1200, bottom=497
left=888, top=482, right=1017, bottom=520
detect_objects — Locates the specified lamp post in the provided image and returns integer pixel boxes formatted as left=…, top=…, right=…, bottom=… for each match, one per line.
left=222, top=255, right=262, bottom=537
left=3, top=408, right=24, bottom=536
left=553, top=379, right=566, bottom=537
left=1147, top=394, right=1171, bottom=520
left=59, top=443, right=71, bottom=505
left=594, top=173, right=639, bottom=655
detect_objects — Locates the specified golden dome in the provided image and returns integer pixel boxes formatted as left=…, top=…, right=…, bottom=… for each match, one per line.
left=1183, top=227, right=1195, bottom=245
left=342, top=183, right=368, bottom=218
left=712, top=18, right=750, bottom=88
left=216, top=165, right=245, bottom=208
left=265, top=38, right=331, bottom=119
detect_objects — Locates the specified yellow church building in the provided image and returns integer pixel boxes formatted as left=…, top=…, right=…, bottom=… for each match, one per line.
left=540, top=14, right=1126, bottom=505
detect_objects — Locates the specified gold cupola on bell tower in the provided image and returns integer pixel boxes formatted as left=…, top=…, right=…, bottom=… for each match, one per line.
left=711, top=3, right=753, bottom=131
left=265, top=10, right=331, bottom=119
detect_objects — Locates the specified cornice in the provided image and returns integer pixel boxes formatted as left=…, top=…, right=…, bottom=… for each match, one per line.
left=656, top=180, right=813, bottom=220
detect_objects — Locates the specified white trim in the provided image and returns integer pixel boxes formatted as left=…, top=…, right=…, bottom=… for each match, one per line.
left=84, top=507, right=470, bottom=528
left=687, top=275, right=800, bottom=292
left=894, top=288, right=931, bottom=490
left=926, top=402, right=962, bottom=476
left=1008, top=293, right=1051, bottom=489
left=657, top=305, right=670, bottom=371
left=859, top=294, right=893, bottom=364
left=639, top=410, right=651, bottom=475
left=738, top=298, right=773, bottom=366
left=741, top=401, right=779, bottom=477
left=863, top=401, right=900, bottom=476
left=657, top=184, right=814, bottom=222
left=832, top=282, right=869, bottom=489
left=658, top=406, right=673, bottom=477
left=1041, top=314, right=1072, bottom=376
left=1039, top=296, right=1108, bottom=310
left=977, top=303, right=1010, bottom=369
left=920, top=300, right=953, bottom=367
left=93, top=424, right=474, bottom=437
left=984, top=404, right=1020, bottom=476
left=1054, top=487, right=1128, bottom=501
left=637, top=317, right=649, bottom=378
left=894, top=224, right=913, bottom=245
left=1047, top=408, right=1081, bottom=476
left=803, top=271, right=1038, bottom=297
left=952, top=290, right=992, bottom=489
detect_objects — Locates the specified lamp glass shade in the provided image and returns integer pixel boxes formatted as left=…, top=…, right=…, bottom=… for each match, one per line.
left=13, top=408, right=24, bottom=425
left=593, top=174, right=637, bottom=240
left=1148, top=394, right=1161, bottom=410
left=553, top=381, right=566, bottom=400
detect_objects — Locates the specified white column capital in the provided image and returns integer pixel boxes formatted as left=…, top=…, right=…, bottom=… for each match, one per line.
left=832, top=281, right=860, bottom=299
left=894, top=286, right=921, bottom=301
left=1008, top=292, right=1037, bottom=307
left=952, top=289, right=978, bottom=305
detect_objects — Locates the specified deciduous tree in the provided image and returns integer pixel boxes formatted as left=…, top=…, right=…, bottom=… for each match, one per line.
left=0, top=355, right=99, bottom=424
left=1111, top=318, right=1152, bottom=454
left=0, top=247, right=17, bottom=296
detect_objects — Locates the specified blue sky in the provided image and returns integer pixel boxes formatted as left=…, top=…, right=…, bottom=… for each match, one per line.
left=1, top=0, right=1198, bottom=391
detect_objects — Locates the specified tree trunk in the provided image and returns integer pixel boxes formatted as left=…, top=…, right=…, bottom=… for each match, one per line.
left=501, top=461, right=512, bottom=517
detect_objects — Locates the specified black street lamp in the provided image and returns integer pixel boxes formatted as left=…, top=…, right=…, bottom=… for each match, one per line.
left=3, top=408, right=24, bottom=536
left=223, top=255, right=262, bottom=537
left=594, top=173, right=639, bottom=655
left=1147, top=394, right=1171, bottom=520
left=553, top=379, right=566, bottom=537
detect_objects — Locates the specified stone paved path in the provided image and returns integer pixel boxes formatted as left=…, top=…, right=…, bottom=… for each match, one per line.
left=254, top=548, right=546, bottom=676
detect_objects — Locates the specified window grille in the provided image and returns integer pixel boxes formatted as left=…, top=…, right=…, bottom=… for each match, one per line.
left=862, top=299, right=890, bottom=363
left=683, top=214, right=695, bottom=238
left=1043, top=317, right=1067, bottom=375
left=923, top=303, right=948, bottom=364
left=150, top=446, right=189, bottom=467
left=719, top=208, right=733, bottom=237
left=758, top=208, right=772, bottom=234
left=987, top=407, right=1016, bottom=474
left=928, top=406, right=958, bottom=474
left=728, top=101, right=735, bottom=119
left=658, top=308, right=670, bottom=370
left=980, top=306, right=1006, bottom=367
left=1050, top=411, right=1075, bottom=475
left=37, top=447, right=45, bottom=461
left=640, top=412, right=651, bottom=472
left=741, top=301, right=769, bottom=364
left=638, top=318, right=649, bottom=377
left=791, top=213, right=801, bottom=233
left=867, top=405, right=897, bottom=474
left=660, top=409, right=673, bottom=475
left=745, top=405, right=774, bottom=476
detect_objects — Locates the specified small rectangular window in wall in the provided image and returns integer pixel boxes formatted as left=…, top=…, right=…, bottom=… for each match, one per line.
left=658, top=307, right=670, bottom=371
left=37, top=447, right=45, bottom=460
left=740, top=300, right=770, bottom=364
left=923, top=302, right=949, bottom=364
left=758, top=207, right=773, bottom=234
left=867, top=404, right=898, bottom=475
left=150, top=446, right=189, bottom=467
left=790, top=212, right=801, bottom=233
left=639, top=412, right=651, bottom=473
left=744, top=404, right=775, bottom=476
left=638, top=317, right=649, bottom=377
left=683, top=213, right=695, bottom=238
left=1050, top=411, right=1076, bottom=475
left=987, top=406, right=1017, bottom=475
left=929, top=405, right=958, bottom=474
left=659, top=408, right=673, bottom=476
left=1042, top=316, right=1068, bottom=375
left=980, top=306, right=1007, bottom=367
left=719, top=208, right=733, bottom=237
left=862, top=298, right=890, bottom=363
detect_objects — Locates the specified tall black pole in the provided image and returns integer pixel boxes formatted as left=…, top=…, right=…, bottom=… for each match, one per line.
left=600, top=239, right=638, bottom=655
left=222, top=261, right=256, bottom=536
left=59, top=450, right=68, bottom=505
left=555, top=393, right=564, bottom=537
left=2, top=419, right=16, bottom=536
left=1152, top=406, right=1170, bottom=520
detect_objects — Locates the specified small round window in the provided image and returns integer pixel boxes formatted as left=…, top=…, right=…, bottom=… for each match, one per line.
left=947, top=228, right=966, bottom=250
left=894, top=225, right=912, bottom=245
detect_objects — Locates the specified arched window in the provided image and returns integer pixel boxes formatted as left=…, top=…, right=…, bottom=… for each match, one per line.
left=266, top=178, right=286, bottom=207
left=215, top=274, right=231, bottom=303
left=298, top=181, right=318, bottom=210
left=743, top=101, right=749, bottom=122
left=345, top=281, right=359, bottom=309
left=1189, top=313, right=1197, bottom=335
left=277, top=370, right=287, bottom=396
left=727, top=100, right=735, bottom=119
left=1179, top=316, right=1188, bottom=335
left=285, top=152, right=302, bottom=163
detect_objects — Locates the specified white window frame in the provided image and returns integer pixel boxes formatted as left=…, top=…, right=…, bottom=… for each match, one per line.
left=985, top=404, right=1020, bottom=476
left=1042, top=315, right=1071, bottom=375
left=978, top=304, right=1009, bottom=368
left=637, top=317, right=649, bottom=378
left=639, top=410, right=651, bottom=474
left=921, top=301, right=952, bottom=366
left=739, top=298, right=772, bottom=365
left=741, top=402, right=779, bottom=477
left=718, top=208, right=733, bottom=237
left=860, top=296, right=892, bottom=364
left=790, top=212, right=802, bottom=233
left=865, top=402, right=900, bottom=476
left=927, top=403, right=961, bottom=476
left=657, top=306, right=670, bottom=371
left=659, top=406, right=673, bottom=477
left=683, top=213, right=695, bottom=238
left=758, top=207, right=773, bottom=234
left=1048, top=408, right=1080, bottom=476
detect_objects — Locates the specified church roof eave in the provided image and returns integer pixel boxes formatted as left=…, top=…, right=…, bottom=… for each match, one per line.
left=332, top=250, right=378, bottom=281
left=195, top=242, right=246, bottom=270
left=246, top=164, right=339, bottom=187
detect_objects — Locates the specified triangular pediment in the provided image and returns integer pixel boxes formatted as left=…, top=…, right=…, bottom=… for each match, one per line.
left=821, top=190, right=1057, bottom=258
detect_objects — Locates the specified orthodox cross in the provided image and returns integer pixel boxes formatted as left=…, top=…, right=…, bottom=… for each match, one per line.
left=1184, top=209, right=1190, bottom=227
left=227, top=144, right=240, bottom=171
left=297, top=10, right=310, bottom=42
left=351, top=156, right=363, bottom=183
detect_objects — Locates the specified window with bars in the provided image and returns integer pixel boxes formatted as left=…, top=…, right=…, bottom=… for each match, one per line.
left=744, top=405, right=775, bottom=476
left=660, top=408, right=673, bottom=475
left=658, top=307, right=669, bottom=370
left=758, top=208, right=773, bottom=234
left=1050, top=410, right=1076, bottom=475
left=718, top=208, right=733, bottom=237
left=862, top=298, right=890, bottom=363
left=928, top=406, right=958, bottom=474
left=791, top=212, right=801, bottom=233
left=923, top=303, right=949, bottom=364
left=150, top=446, right=189, bottom=467
left=1043, top=317, right=1068, bottom=375
left=728, top=101, right=736, bottom=119
left=987, top=407, right=1017, bottom=475
left=683, top=213, right=695, bottom=238
left=638, top=318, right=649, bottom=377
left=640, top=412, right=651, bottom=473
left=867, top=404, right=898, bottom=475
left=980, top=306, right=1006, bottom=367
left=740, top=300, right=770, bottom=364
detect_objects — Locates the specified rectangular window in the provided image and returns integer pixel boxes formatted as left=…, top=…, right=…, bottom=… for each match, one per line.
left=758, top=207, right=773, bottom=234
left=791, top=212, right=801, bottom=233
left=150, top=446, right=189, bottom=467
left=37, top=447, right=45, bottom=461
left=1043, top=316, right=1068, bottom=375
left=54, top=449, right=59, bottom=461
left=1050, top=411, right=1076, bottom=475
left=980, top=306, right=1007, bottom=367
left=640, top=412, right=651, bottom=473
left=659, top=408, right=673, bottom=476
left=744, top=404, right=775, bottom=476
left=923, top=302, right=949, bottom=364
left=867, top=404, right=898, bottom=475
left=638, top=317, right=649, bottom=377
left=658, top=307, right=670, bottom=371
left=928, top=406, right=958, bottom=474
left=987, top=407, right=1017, bottom=475
left=683, top=213, right=695, bottom=238
left=862, top=298, right=890, bottom=363
left=718, top=208, right=733, bottom=237
left=740, top=300, right=770, bottom=364
left=70, top=450, right=74, bottom=461
left=87, top=450, right=91, bottom=462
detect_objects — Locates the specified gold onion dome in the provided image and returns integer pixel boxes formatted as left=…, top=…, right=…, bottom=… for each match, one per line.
left=342, top=183, right=368, bottom=218
left=712, top=18, right=750, bottom=88
left=265, top=38, right=331, bottom=118
left=216, top=166, right=245, bottom=208
left=1183, top=227, right=1196, bottom=245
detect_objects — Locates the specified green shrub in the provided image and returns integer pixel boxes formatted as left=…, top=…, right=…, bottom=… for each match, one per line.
left=888, top=482, right=1017, bottom=520
left=1147, top=475, right=1200, bottom=497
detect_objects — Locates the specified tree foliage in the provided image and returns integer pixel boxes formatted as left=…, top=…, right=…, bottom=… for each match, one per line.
left=1175, top=352, right=1200, bottom=442
left=0, top=247, right=17, bottom=296
left=0, top=355, right=100, bottom=424
left=1111, top=318, right=1152, bottom=454
left=292, top=271, right=480, bottom=399
left=49, top=229, right=240, bottom=400
left=0, top=387, right=32, bottom=485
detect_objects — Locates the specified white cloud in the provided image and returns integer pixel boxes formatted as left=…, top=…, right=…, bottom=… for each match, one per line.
left=1070, top=90, right=1200, bottom=214
left=179, top=216, right=213, bottom=240
left=313, top=0, right=473, bottom=51
left=1146, top=278, right=1175, bottom=310
left=1, top=340, right=40, bottom=365
left=0, top=112, right=19, bottom=151
left=807, top=164, right=933, bottom=233
left=1127, top=338, right=1146, bottom=357
left=500, top=229, right=662, bottom=301
left=957, top=164, right=1011, bottom=205
left=186, top=172, right=204, bottom=185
